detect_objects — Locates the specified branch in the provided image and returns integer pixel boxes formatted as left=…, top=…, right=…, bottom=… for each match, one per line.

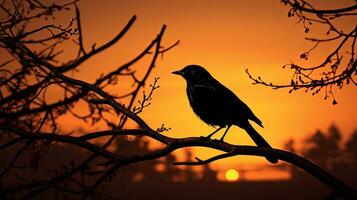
left=290, top=2, right=357, bottom=14
left=59, top=15, right=137, bottom=72
left=0, top=2, right=178, bottom=199
left=75, top=4, right=86, bottom=55
left=247, top=1, right=357, bottom=104
left=295, top=4, right=357, bottom=14
left=2, top=126, right=122, bottom=161
left=2, top=125, right=356, bottom=199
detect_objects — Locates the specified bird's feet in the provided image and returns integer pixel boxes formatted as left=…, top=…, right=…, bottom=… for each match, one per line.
left=206, top=133, right=214, bottom=139
left=206, top=127, right=223, bottom=139
left=219, top=137, right=225, bottom=142
left=204, top=135, right=220, bottom=143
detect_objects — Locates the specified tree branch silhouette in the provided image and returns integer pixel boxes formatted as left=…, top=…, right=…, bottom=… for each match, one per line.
left=0, top=1, right=176, bottom=199
left=246, top=0, right=357, bottom=104
left=1, top=126, right=356, bottom=199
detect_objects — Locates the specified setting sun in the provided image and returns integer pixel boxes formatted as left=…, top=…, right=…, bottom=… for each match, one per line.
left=225, top=169, right=239, bottom=181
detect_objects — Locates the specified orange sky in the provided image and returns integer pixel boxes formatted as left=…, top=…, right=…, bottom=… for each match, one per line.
left=53, top=0, right=357, bottom=180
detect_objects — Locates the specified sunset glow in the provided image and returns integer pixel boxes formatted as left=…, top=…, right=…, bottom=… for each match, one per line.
left=52, top=0, right=357, bottom=180
left=1, top=0, right=356, bottom=199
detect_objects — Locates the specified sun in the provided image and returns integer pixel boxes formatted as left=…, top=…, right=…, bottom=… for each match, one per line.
left=225, top=169, right=239, bottom=181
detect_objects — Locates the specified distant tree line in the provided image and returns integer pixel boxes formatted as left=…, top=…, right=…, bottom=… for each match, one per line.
left=285, top=124, right=357, bottom=187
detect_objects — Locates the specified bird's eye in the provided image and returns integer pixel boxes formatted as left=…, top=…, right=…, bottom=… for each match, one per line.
left=189, top=70, right=196, bottom=77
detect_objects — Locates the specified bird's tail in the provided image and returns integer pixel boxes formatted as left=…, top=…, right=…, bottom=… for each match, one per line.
left=244, top=123, right=278, bottom=164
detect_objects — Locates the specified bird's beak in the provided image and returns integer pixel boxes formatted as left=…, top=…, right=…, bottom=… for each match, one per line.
left=172, top=70, right=183, bottom=76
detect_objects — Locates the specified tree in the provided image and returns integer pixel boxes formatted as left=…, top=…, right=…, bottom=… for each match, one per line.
left=302, top=125, right=342, bottom=170
left=0, top=0, right=356, bottom=199
left=284, top=125, right=357, bottom=189
left=246, top=0, right=357, bottom=104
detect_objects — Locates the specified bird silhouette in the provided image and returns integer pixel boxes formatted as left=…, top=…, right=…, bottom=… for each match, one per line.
left=172, top=65, right=278, bottom=163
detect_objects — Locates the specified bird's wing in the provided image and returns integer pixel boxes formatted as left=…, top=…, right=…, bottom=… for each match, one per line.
left=226, top=89, right=264, bottom=127
left=187, top=85, right=220, bottom=126
left=189, top=83, right=241, bottom=120
left=190, top=82, right=263, bottom=127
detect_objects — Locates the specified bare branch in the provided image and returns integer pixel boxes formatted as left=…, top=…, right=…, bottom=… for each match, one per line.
left=248, top=0, right=357, bottom=104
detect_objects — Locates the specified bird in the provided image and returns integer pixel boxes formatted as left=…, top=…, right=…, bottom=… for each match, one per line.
left=172, top=65, right=278, bottom=164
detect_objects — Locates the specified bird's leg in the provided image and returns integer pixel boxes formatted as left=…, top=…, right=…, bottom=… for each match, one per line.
left=219, top=125, right=232, bottom=141
left=207, top=127, right=223, bottom=138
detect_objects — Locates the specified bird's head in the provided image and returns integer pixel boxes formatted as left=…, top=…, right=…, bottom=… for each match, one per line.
left=172, top=65, right=212, bottom=82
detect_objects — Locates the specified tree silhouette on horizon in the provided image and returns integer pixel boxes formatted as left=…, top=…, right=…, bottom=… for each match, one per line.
left=285, top=124, right=357, bottom=188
